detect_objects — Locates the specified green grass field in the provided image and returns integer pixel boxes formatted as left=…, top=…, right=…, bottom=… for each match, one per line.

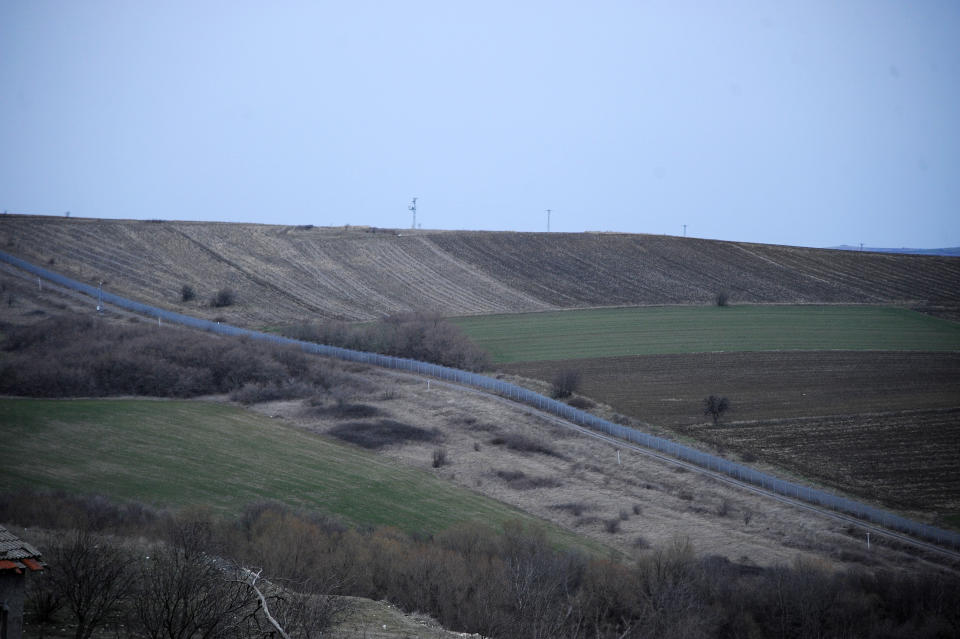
left=453, top=305, right=960, bottom=363
left=0, top=398, right=589, bottom=546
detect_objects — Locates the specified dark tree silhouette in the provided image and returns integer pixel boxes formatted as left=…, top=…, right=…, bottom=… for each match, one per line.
left=551, top=368, right=581, bottom=399
left=703, top=395, right=730, bottom=425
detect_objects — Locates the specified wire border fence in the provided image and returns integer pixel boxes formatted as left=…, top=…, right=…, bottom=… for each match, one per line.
left=2, top=249, right=958, bottom=550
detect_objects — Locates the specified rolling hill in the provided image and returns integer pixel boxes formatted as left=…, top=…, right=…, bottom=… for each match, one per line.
left=2, top=214, right=958, bottom=325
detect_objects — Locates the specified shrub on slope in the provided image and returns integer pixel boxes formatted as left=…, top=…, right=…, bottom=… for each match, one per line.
left=0, top=315, right=350, bottom=398
left=282, top=311, right=491, bottom=371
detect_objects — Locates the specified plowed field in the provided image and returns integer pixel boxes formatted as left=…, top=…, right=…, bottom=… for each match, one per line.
left=503, top=351, right=960, bottom=520
left=2, top=216, right=958, bottom=324
left=428, top=231, right=960, bottom=309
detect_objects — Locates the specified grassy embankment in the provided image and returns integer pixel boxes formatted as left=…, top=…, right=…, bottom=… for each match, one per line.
left=453, top=305, right=960, bottom=363
left=0, top=398, right=594, bottom=549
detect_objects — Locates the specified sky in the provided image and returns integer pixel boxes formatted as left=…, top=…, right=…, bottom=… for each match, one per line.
left=1, top=1, right=958, bottom=248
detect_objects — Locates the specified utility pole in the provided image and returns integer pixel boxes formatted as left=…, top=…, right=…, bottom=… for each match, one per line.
left=682, top=224, right=687, bottom=237
left=409, top=197, right=417, bottom=230
left=547, top=209, right=551, bottom=232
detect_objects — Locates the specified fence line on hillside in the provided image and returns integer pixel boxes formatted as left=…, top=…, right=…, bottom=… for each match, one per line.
left=2, top=248, right=958, bottom=551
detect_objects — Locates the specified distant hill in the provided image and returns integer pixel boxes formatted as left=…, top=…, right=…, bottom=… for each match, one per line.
left=1, top=215, right=958, bottom=325
left=829, top=245, right=960, bottom=257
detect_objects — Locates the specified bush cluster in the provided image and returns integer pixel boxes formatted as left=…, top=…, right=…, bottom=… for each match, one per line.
left=281, top=312, right=491, bottom=371
left=209, top=287, right=236, bottom=308
left=489, top=432, right=562, bottom=458
left=0, top=314, right=346, bottom=399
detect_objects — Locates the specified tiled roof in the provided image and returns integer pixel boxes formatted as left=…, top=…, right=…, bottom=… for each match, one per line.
left=0, top=525, right=46, bottom=573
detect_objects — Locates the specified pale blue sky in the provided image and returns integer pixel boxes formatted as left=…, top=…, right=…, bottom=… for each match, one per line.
left=2, top=1, right=958, bottom=248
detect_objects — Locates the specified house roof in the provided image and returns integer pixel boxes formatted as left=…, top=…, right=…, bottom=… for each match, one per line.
left=0, top=525, right=46, bottom=574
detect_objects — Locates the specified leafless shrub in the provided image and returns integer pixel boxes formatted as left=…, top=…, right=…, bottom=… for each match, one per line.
left=495, top=470, right=561, bottom=490
left=604, top=518, right=621, bottom=534
left=633, top=535, right=651, bottom=549
left=328, top=420, right=440, bottom=449
left=678, top=490, right=694, bottom=501
left=567, top=396, right=594, bottom=409
left=741, top=450, right=757, bottom=463
left=550, top=502, right=593, bottom=517
left=25, top=571, right=61, bottom=629
left=633, top=503, right=643, bottom=515
left=619, top=509, right=631, bottom=521
left=573, top=516, right=603, bottom=528
left=550, top=368, right=581, bottom=399
left=180, top=284, right=196, bottom=302
left=209, top=287, right=235, bottom=307
left=473, top=442, right=481, bottom=451
left=716, top=498, right=731, bottom=517
left=489, top=432, right=562, bottom=457
left=742, top=508, right=753, bottom=525
left=716, top=290, right=730, bottom=307
left=267, top=582, right=351, bottom=639
left=432, top=447, right=448, bottom=468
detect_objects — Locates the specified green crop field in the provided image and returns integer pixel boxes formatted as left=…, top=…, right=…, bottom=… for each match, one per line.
left=0, top=398, right=588, bottom=545
left=453, top=305, right=960, bottom=363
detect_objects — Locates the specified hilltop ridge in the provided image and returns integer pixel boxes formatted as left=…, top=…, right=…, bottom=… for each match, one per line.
left=2, top=215, right=958, bottom=325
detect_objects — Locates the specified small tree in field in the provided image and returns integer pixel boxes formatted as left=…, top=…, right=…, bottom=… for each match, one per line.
left=715, top=291, right=730, bottom=307
left=703, top=395, right=730, bottom=425
left=551, top=368, right=581, bottom=399
left=210, top=288, right=235, bottom=308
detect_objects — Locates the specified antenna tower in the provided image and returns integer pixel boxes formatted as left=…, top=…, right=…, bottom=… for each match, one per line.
left=409, top=197, right=417, bottom=230
left=547, top=209, right=551, bottom=232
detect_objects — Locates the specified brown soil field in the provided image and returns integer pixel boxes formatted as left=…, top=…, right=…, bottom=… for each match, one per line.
left=427, top=231, right=960, bottom=310
left=2, top=215, right=958, bottom=324
left=503, top=352, right=960, bottom=523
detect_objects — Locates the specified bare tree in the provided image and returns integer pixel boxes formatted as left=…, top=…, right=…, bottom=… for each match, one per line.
left=47, top=530, right=136, bottom=639
left=703, top=395, right=730, bottom=426
left=129, top=546, right=255, bottom=639
left=551, top=369, right=581, bottom=399
left=236, top=568, right=350, bottom=639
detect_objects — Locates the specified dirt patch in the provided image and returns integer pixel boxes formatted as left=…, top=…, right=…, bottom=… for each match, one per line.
left=327, top=420, right=440, bottom=449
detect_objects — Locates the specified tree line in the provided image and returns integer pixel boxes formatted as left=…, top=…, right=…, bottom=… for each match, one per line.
left=3, top=490, right=958, bottom=639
